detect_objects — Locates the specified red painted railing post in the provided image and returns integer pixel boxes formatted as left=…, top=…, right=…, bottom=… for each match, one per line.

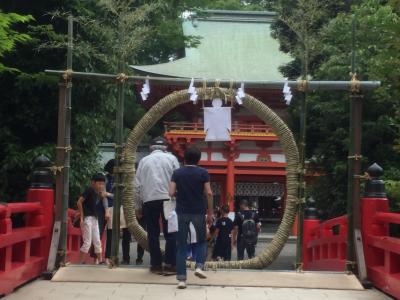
left=361, top=163, right=389, bottom=271
left=361, top=163, right=389, bottom=275
left=302, top=198, right=320, bottom=269
left=27, top=155, right=55, bottom=264
left=361, top=163, right=400, bottom=299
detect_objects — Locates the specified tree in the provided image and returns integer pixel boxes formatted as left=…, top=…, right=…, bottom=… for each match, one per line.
left=0, top=0, right=200, bottom=202
left=267, top=0, right=400, bottom=216
left=305, top=0, right=400, bottom=216
left=0, top=11, right=33, bottom=72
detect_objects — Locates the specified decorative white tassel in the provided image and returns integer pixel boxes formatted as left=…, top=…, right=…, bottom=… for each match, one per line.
left=188, top=78, right=195, bottom=94
left=235, top=82, right=245, bottom=105
left=282, top=79, right=292, bottom=105
left=140, top=78, right=150, bottom=101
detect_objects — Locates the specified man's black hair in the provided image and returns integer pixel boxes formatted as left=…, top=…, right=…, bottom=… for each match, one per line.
left=184, top=146, right=201, bottom=165
left=221, top=204, right=230, bottom=214
left=240, top=199, right=249, bottom=207
left=91, top=172, right=106, bottom=182
left=104, top=159, right=115, bottom=174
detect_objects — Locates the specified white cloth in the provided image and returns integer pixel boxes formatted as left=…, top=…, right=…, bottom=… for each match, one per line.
left=167, top=210, right=178, bottom=233
left=106, top=206, right=127, bottom=229
left=163, top=198, right=176, bottom=220
left=204, top=107, right=231, bottom=141
left=187, top=222, right=197, bottom=244
left=80, top=216, right=102, bottom=254
left=135, top=150, right=180, bottom=207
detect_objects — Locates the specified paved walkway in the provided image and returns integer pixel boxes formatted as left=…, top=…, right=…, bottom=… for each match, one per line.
left=5, top=280, right=392, bottom=300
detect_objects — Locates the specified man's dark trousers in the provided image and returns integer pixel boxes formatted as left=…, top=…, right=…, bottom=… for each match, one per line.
left=143, top=199, right=176, bottom=267
left=237, top=237, right=255, bottom=260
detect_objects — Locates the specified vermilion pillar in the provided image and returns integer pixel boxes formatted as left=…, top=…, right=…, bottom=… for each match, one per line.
left=226, top=159, right=235, bottom=211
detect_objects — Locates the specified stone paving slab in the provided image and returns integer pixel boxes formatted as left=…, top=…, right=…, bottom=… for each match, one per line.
left=4, top=280, right=393, bottom=300
left=52, top=265, right=364, bottom=291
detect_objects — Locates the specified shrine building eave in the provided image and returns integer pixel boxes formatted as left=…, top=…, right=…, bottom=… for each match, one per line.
left=130, top=10, right=291, bottom=82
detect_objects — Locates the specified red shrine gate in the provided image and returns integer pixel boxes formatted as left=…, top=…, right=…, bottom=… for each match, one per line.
left=164, top=121, right=286, bottom=218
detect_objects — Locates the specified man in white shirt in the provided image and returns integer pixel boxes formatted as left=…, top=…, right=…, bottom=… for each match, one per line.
left=136, top=136, right=180, bottom=275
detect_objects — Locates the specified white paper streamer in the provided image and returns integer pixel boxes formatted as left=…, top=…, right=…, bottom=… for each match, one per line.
left=140, top=78, right=150, bottom=101
left=282, top=79, right=292, bottom=106
left=235, top=82, right=245, bottom=105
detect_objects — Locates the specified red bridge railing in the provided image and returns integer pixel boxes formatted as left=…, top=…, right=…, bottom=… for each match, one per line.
left=302, top=215, right=347, bottom=271
left=362, top=197, right=400, bottom=299
left=302, top=163, right=400, bottom=299
left=66, top=208, right=83, bottom=263
left=0, top=188, right=54, bottom=295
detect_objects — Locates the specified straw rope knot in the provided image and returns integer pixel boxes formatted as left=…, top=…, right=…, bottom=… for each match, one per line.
left=46, top=165, right=64, bottom=175
left=350, top=73, right=360, bottom=93
left=62, top=69, right=73, bottom=81
left=116, top=73, right=129, bottom=83
left=56, top=145, right=72, bottom=152
left=297, top=80, right=308, bottom=92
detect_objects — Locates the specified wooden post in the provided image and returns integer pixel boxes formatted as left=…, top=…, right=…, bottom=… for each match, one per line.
left=111, top=64, right=125, bottom=266
left=346, top=15, right=367, bottom=280
left=296, top=89, right=307, bottom=270
left=54, top=15, right=73, bottom=267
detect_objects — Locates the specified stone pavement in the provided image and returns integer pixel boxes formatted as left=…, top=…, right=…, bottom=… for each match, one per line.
left=4, top=280, right=393, bottom=300
left=124, top=238, right=297, bottom=270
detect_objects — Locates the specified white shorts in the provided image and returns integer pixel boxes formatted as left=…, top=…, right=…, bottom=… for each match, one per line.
left=80, top=216, right=102, bottom=254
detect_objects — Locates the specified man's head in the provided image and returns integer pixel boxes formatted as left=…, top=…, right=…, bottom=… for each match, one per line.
left=184, top=146, right=201, bottom=165
left=104, top=159, right=115, bottom=175
left=150, top=136, right=168, bottom=152
left=91, top=172, right=106, bottom=192
left=221, top=204, right=230, bottom=215
left=239, top=199, right=249, bottom=210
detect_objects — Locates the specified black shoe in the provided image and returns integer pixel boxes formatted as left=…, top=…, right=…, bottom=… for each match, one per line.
left=136, top=258, right=143, bottom=265
left=163, top=265, right=177, bottom=276
left=121, top=260, right=130, bottom=265
left=150, top=265, right=164, bottom=275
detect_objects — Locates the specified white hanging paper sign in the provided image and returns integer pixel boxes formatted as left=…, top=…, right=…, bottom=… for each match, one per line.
left=190, top=92, right=198, bottom=102
left=283, top=82, right=290, bottom=94
left=188, top=78, right=195, bottom=94
left=235, top=82, right=245, bottom=104
left=282, top=79, right=292, bottom=105
left=140, top=78, right=150, bottom=101
left=140, top=91, right=148, bottom=101
left=284, top=93, right=293, bottom=105
left=204, top=98, right=231, bottom=141
left=235, top=95, right=243, bottom=105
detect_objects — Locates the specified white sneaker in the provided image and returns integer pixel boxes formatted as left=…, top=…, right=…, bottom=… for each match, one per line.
left=194, top=268, right=207, bottom=279
left=177, top=281, right=186, bottom=289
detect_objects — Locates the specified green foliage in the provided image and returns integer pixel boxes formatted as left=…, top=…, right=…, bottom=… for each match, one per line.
left=0, top=11, right=33, bottom=72
left=385, top=180, right=400, bottom=212
left=0, top=0, right=200, bottom=203
left=273, top=0, right=400, bottom=217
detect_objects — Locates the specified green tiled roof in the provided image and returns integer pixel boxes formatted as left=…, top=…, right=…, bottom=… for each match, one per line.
left=130, top=10, right=291, bottom=81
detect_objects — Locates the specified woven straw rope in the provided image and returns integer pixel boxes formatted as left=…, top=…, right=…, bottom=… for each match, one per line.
left=121, top=88, right=299, bottom=269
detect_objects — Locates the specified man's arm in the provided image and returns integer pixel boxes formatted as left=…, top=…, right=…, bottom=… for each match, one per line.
left=204, top=182, right=213, bottom=225
left=232, top=225, right=238, bottom=246
left=254, top=213, right=261, bottom=232
left=169, top=181, right=177, bottom=198
left=77, top=196, right=85, bottom=223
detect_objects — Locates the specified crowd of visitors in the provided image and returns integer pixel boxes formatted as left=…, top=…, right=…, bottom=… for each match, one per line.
left=76, top=136, right=261, bottom=289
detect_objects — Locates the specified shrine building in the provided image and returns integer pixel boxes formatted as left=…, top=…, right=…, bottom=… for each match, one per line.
left=131, top=10, right=291, bottom=221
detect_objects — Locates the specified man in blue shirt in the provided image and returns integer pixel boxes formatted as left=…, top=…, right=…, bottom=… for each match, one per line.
left=169, top=146, right=213, bottom=289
